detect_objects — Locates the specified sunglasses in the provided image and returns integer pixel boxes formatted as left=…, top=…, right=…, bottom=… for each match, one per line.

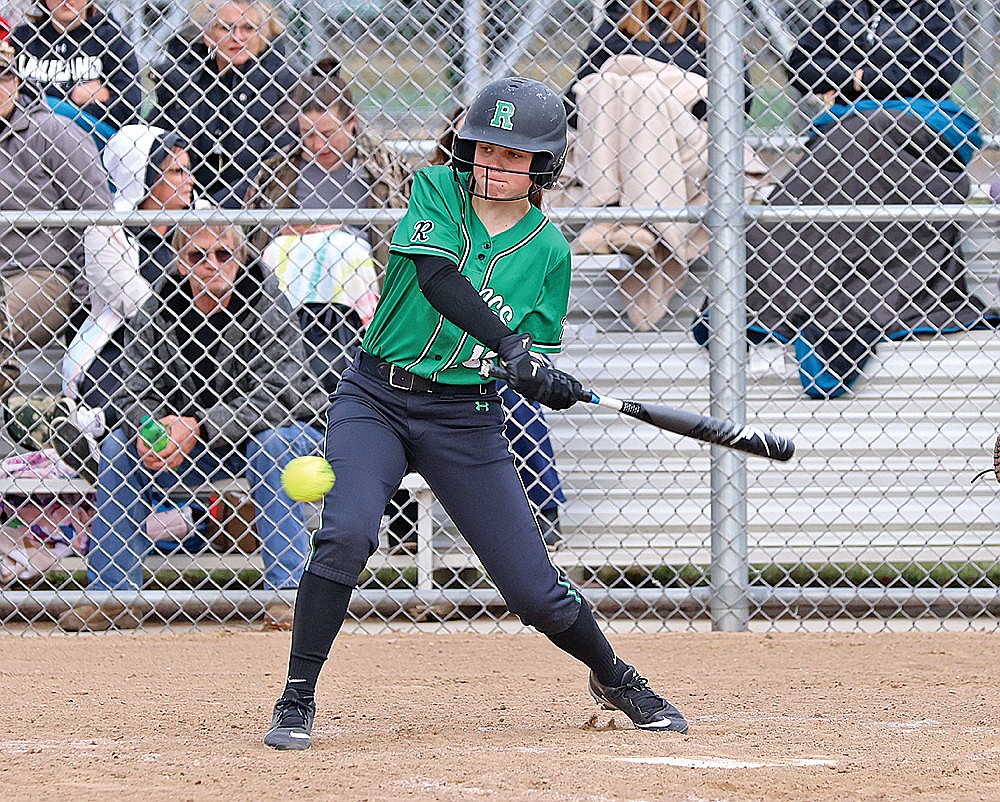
left=211, top=20, right=259, bottom=35
left=182, top=247, right=238, bottom=266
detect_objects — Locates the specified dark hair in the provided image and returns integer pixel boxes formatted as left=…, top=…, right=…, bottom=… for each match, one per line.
left=287, top=70, right=355, bottom=122
left=310, top=55, right=341, bottom=78
left=431, top=106, right=464, bottom=167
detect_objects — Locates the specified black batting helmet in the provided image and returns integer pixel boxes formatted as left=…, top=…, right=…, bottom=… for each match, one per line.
left=453, top=77, right=568, bottom=191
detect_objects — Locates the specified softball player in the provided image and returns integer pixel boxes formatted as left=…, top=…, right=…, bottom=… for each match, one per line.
left=264, top=77, right=689, bottom=750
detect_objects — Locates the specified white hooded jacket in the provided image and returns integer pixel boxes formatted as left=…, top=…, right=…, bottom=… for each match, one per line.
left=66, top=125, right=172, bottom=398
left=82, top=123, right=173, bottom=319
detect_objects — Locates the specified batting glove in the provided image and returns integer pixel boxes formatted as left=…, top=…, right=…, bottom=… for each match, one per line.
left=497, top=332, right=583, bottom=410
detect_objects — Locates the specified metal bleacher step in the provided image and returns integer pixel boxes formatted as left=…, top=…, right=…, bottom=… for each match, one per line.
left=531, top=318, right=1000, bottom=565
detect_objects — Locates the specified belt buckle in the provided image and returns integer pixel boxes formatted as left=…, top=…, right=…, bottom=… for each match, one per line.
left=387, top=364, right=416, bottom=392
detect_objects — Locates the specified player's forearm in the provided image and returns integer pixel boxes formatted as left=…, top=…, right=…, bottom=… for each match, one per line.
left=412, top=254, right=514, bottom=350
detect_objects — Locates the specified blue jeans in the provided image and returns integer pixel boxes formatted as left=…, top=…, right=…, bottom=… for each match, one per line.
left=498, top=382, right=567, bottom=511
left=87, top=422, right=324, bottom=591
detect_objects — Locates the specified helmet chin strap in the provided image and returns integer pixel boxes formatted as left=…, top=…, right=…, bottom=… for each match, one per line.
left=453, top=162, right=541, bottom=202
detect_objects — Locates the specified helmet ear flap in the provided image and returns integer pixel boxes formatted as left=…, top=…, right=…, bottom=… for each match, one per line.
left=452, top=136, right=476, bottom=174
left=529, top=149, right=567, bottom=190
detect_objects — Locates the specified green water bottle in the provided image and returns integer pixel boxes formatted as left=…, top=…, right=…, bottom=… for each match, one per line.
left=139, top=416, right=170, bottom=452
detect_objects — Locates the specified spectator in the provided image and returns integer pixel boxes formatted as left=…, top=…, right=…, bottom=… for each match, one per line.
left=568, top=0, right=765, bottom=331
left=103, top=124, right=194, bottom=282
left=701, top=0, right=995, bottom=398
left=57, top=220, right=326, bottom=631
left=53, top=123, right=195, bottom=476
left=245, top=65, right=410, bottom=387
left=785, top=0, right=962, bottom=105
left=432, top=108, right=569, bottom=550
left=0, top=39, right=135, bottom=409
left=12, top=0, right=141, bottom=129
left=149, top=0, right=297, bottom=206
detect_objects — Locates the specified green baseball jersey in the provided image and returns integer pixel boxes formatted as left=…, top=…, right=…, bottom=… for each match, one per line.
left=362, top=165, right=572, bottom=385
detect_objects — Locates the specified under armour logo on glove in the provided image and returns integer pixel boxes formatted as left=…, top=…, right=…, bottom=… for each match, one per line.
left=497, top=332, right=582, bottom=411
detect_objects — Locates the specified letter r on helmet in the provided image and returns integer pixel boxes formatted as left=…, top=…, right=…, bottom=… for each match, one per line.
left=490, top=101, right=515, bottom=130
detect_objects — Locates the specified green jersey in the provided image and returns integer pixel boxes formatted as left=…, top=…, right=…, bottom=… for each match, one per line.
left=362, top=165, right=572, bottom=385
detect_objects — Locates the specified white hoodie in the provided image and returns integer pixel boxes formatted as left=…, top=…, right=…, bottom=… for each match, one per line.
left=81, top=124, right=171, bottom=320
left=66, top=125, right=170, bottom=397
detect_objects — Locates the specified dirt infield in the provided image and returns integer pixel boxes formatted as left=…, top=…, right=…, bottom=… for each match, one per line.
left=1, top=630, right=998, bottom=802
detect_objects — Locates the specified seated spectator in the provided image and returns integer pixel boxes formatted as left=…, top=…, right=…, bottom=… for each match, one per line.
left=12, top=0, right=141, bottom=129
left=57, top=220, right=326, bottom=632
left=699, top=0, right=996, bottom=398
left=245, top=65, right=410, bottom=387
left=149, top=0, right=297, bottom=206
left=245, top=68, right=431, bottom=552
left=568, top=0, right=765, bottom=331
left=0, top=40, right=138, bottom=410
left=54, top=123, right=196, bottom=476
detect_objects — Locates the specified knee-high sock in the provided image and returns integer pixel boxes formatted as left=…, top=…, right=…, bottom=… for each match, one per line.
left=545, top=602, right=628, bottom=686
left=284, top=571, right=353, bottom=697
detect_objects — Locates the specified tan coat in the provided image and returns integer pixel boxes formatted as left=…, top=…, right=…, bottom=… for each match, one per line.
left=573, top=54, right=766, bottom=264
left=568, top=54, right=767, bottom=329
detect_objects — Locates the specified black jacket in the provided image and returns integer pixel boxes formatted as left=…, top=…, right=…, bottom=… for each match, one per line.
left=785, top=0, right=963, bottom=101
left=12, top=10, right=141, bottom=129
left=149, top=41, right=298, bottom=206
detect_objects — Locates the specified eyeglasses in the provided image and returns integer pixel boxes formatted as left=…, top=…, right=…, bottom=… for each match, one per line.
left=182, top=247, right=238, bottom=266
left=211, top=20, right=259, bottom=36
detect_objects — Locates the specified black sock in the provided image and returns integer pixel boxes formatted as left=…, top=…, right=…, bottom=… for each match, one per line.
left=545, top=602, right=629, bottom=686
left=283, top=571, right=353, bottom=698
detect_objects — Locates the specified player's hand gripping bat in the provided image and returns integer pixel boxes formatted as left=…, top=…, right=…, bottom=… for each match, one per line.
left=483, top=363, right=795, bottom=462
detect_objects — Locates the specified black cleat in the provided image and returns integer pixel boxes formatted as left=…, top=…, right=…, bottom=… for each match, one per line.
left=589, top=667, right=689, bottom=733
left=263, top=688, right=316, bottom=750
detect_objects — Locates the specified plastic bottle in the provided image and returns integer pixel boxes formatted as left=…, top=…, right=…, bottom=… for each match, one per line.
left=139, top=416, right=170, bottom=452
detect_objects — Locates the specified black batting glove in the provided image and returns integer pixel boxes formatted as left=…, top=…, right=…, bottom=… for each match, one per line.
left=497, top=332, right=583, bottom=410
left=498, top=331, right=547, bottom=399
left=545, top=367, right=584, bottom=410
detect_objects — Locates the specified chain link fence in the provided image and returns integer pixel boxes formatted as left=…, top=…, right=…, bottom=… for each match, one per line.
left=0, top=0, right=997, bottom=634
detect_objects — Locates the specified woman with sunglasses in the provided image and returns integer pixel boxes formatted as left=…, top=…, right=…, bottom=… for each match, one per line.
left=149, top=0, right=296, bottom=206
left=57, top=220, right=326, bottom=632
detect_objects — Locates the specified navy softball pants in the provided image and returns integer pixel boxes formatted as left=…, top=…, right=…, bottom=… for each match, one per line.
left=306, top=362, right=582, bottom=634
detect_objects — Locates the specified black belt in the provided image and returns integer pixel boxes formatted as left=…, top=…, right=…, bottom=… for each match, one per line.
left=357, top=350, right=494, bottom=396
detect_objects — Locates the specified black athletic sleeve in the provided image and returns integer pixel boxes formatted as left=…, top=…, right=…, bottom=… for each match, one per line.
left=412, top=254, right=514, bottom=351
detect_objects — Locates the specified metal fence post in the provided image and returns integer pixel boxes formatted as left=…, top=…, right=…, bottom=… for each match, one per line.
left=460, top=0, right=488, bottom=104
left=705, top=0, right=751, bottom=632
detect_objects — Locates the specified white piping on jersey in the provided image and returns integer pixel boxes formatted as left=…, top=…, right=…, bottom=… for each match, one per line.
left=435, top=218, right=549, bottom=379
left=403, top=191, right=475, bottom=373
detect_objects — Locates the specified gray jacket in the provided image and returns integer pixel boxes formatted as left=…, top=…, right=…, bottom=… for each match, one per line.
left=0, top=99, right=111, bottom=278
left=113, top=264, right=326, bottom=449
